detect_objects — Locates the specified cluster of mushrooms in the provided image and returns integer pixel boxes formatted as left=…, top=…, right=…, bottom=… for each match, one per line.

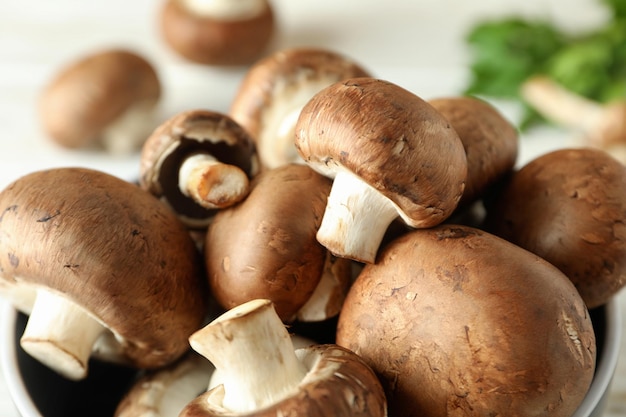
left=2, top=1, right=626, bottom=417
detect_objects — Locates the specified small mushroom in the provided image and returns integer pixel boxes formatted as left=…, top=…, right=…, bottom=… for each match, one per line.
left=205, top=163, right=350, bottom=322
left=428, top=96, right=519, bottom=207
left=159, top=0, right=275, bottom=66
left=521, top=75, right=626, bottom=159
left=140, top=109, right=259, bottom=228
left=179, top=298, right=387, bottom=416
left=0, top=167, right=207, bottom=380
left=39, top=48, right=161, bottom=154
left=229, top=47, right=371, bottom=170
left=484, top=147, right=626, bottom=308
left=295, top=77, right=468, bottom=263
left=337, top=225, right=596, bottom=417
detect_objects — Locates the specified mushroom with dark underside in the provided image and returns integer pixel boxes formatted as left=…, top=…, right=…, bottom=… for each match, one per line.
left=140, top=109, right=259, bottom=229
left=484, top=147, right=626, bottom=309
left=295, top=77, right=468, bottom=263
left=0, top=167, right=207, bottom=380
left=178, top=299, right=387, bottom=417
left=204, top=163, right=352, bottom=322
left=336, top=224, right=596, bottom=417
left=159, top=0, right=275, bottom=66
left=38, top=48, right=161, bottom=154
left=229, top=47, right=371, bottom=170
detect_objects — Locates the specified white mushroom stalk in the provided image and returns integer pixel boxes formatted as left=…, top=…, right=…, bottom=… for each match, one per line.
left=100, top=100, right=160, bottom=155
left=317, top=169, right=401, bottom=264
left=178, top=153, right=250, bottom=209
left=188, top=299, right=308, bottom=413
left=521, top=75, right=626, bottom=149
left=20, top=288, right=107, bottom=381
left=180, top=0, right=267, bottom=20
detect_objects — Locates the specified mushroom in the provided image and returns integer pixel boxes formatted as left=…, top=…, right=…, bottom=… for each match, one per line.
left=336, top=224, right=596, bottom=417
left=140, top=109, right=259, bottom=229
left=204, top=163, right=351, bottom=322
left=294, top=77, right=468, bottom=263
left=428, top=96, right=519, bottom=207
left=179, top=298, right=387, bottom=416
left=38, top=48, right=161, bottom=154
left=521, top=75, right=626, bottom=159
left=484, top=147, right=626, bottom=308
left=159, top=0, right=275, bottom=66
left=0, top=167, right=207, bottom=380
left=229, top=47, right=371, bottom=170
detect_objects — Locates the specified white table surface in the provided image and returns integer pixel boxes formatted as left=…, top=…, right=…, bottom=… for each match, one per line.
left=1, top=0, right=626, bottom=416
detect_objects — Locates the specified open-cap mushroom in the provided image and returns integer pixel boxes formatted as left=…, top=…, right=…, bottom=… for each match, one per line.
left=484, top=147, right=626, bottom=308
left=295, top=77, right=468, bottom=263
left=521, top=75, right=626, bottom=160
left=159, top=0, right=275, bottom=66
left=336, top=224, right=596, bottom=417
left=0, top=167, right=207, bottom=380
left=140, top=109, right=259, bottom=228
left=39, top=48, right=161, bottom=154
left=229, top=47, right=371, bottom=170
left=428, top=96, right=519, bottom=207
left=205, top=163, right=351, bottom=322
left=179, top=298, right=387, bottom=417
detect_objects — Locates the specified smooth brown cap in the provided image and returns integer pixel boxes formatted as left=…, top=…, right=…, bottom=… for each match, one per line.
left=0, top=168, right=207, bottom=369
left=295, top=77, right=467, bottom=228
left=159, top=0, right=275, bottom=66
left=485, top=147, right=626, bottom=308
left=139, top=109, right=258, bottom=227
left=204, top=163, right=331, bottom=322
left=428, top=96, right=519, bottom=206
left=39, top=49, right=161, bottom=149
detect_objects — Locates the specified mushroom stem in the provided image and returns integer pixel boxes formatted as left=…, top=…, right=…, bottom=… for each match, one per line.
left=520, top=75, right=626, bottom=148
left=20, top=288, right=107, bottom=380
left=188, top=299, right=308, bottom=413
left=317, top=170, right=400, bottom=263
left=178, top=153, right=250, bottom=209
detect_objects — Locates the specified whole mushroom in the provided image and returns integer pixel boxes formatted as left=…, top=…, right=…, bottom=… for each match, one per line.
left=159, top=0, right=275, bottom=66
left=140, top=109, right=259, bottom=228
left=204, top=163, right=351, bottom=322
left=295, top=77, right=468, bottom=263
left=0, top=167, right=207, bottom=380
left=229, top=47, right=371, bottom=170
left=484, top=147, right=626, bottom=308
left=39, top=48, right=161, bottom=154
left=336, top=224, right=596, bottom=417
left=179, top=298, right=387, bottom=417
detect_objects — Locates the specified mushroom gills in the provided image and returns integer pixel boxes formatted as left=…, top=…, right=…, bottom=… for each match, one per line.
left=20, top=288, right=107, bottom=380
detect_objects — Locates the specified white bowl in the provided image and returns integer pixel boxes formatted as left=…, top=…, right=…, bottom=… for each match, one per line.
left=0, top=298, right=621, bottom=417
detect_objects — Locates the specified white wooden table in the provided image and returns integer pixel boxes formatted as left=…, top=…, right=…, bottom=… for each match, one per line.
left=1, top=0, right=625, bottom=415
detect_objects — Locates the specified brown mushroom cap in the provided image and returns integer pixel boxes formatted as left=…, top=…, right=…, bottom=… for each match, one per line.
left=140, top=109, right=258, bottom=228
left=295, top=77, right=467, bottom=262
left=484, top=147, right=626, bottom=308
left=39, top=49, right=161, bottom=152
left=336, top=224, right=596, bottom=417
left=204, top=163, right=331, bottom=322
left=428, top=96, right=519, bottom=206
left=229, top=47, right=371, bottom=169
left=159, top=0, right=275, bottom=66
left=0, top=168, right=207, bottom=372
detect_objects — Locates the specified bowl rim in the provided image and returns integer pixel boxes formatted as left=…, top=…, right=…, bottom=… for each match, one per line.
left=0, top=297, right=622, bottom=417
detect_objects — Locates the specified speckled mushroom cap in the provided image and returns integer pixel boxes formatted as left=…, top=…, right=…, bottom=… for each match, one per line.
left=0, top=167, right=207, bottom=369
left=337, top=225, right=596, bottom=417
left=428, top=96, right=519, bottom=206
left=295, top=77, right=467, bottom=228
left=484, top=147, right=626, bottom=309
left=140, top=109, right=258, bottom=228
left=204, top=163, right=331, bottom=322
left=159, top=0, right=275, bottom=66
left=229, top=47, right=371, bottom=169
left=39, top=49, right=161, bottom=150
